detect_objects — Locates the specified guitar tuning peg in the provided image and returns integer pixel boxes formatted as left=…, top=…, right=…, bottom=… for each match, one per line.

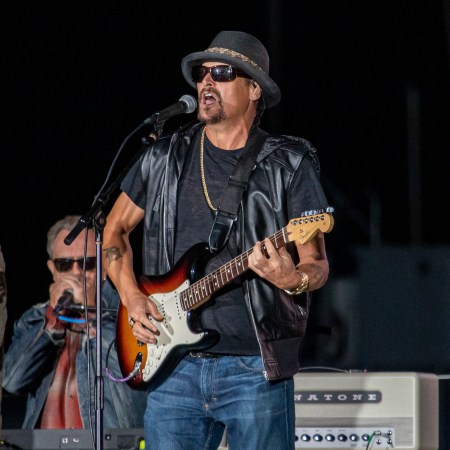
left=301, top=207, right=334, bottom=217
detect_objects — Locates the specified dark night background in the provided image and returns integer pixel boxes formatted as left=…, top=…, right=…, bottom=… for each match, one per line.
left=1, top=0, right=450, bottom=445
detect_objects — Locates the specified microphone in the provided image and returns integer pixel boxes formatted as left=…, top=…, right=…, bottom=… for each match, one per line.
left=53, top=289, right=75, bottom=316
left=143, top=95, right=197, bottom=125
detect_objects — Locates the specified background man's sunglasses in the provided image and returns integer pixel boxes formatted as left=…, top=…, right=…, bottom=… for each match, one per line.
left=53, top=257, right=96, bottom=272
left=191, top=65, right=251, bottom=83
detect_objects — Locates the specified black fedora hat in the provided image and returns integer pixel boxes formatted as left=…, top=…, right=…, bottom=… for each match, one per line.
left=181, top=31, right=281, bottom=109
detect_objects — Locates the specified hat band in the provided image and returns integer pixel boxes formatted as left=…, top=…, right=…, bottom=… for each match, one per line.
left=204, top=47, right=263, bottom=72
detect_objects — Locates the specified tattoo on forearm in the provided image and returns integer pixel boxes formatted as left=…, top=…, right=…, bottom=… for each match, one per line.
left=104, top=246, right=122, bottom=266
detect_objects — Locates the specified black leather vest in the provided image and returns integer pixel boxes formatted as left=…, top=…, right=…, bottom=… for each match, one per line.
left=138, top=122, right=325, bottom=380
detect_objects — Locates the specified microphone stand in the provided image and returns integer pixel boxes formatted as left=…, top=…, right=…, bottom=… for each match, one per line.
left=64, top=120, right=166, bottom=450
left=94, top=210, right=105, bottom=450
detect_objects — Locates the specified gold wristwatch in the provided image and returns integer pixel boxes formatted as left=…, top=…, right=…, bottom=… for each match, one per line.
left=284, top=271, right=309, bottom=295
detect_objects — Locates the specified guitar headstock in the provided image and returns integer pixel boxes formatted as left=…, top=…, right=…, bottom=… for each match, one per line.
left=286, top=208, right=334, bottom=244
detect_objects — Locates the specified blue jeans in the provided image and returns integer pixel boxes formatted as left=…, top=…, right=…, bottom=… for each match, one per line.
left=144, top=355, right=295, bottom=450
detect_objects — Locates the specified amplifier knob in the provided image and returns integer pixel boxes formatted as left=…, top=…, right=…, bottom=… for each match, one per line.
left=325, top=434, right=335, bottom=441
left=337, top=434, right=348, bottom=442
left=313, top=434, right=323, bottom=442
left=300, top=434, right=311, bottom=442
left=350, top=434, right=359, bottom=441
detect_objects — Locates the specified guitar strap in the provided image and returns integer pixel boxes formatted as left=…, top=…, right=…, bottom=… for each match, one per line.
left=208, top=127, right=269, bottom=253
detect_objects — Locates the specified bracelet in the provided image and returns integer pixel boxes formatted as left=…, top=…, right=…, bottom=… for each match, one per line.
left=284, top=271, right=309, bottom=295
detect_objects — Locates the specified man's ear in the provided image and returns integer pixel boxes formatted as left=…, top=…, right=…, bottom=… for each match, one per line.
left=47, top=259, right=56, bottom=277
left=250, top=81, right=262, bottom=102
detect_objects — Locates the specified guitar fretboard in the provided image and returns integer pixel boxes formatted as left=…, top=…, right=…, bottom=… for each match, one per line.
left=179, top=226, right=288, bottom=311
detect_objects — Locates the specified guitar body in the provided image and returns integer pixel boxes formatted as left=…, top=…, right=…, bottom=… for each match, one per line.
left=115, top=243, right=219, bottom=390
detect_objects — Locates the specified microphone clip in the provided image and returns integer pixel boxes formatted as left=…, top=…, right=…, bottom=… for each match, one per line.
left=142, top=121, right=165, bottom=145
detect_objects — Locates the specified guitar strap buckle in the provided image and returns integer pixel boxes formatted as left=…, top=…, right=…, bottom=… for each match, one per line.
left=209, top=209, right=237, bottom=253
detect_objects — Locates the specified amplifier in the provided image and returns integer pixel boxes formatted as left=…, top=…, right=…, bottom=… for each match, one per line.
left=293, top=371, right=438, bottom=449
left=0, top=428, right=145, bottom=450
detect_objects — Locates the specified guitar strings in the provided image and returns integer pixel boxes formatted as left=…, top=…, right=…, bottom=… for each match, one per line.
left=180, top=227, right=287, bottom=310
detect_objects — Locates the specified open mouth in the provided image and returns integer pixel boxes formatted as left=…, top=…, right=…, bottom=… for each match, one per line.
left=202, top=91, right=218, bottom=107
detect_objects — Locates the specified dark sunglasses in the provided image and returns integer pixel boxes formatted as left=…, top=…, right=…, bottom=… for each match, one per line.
left=191, top=65, right=252, bottom=83
left=53, top=257, right=96, bottom=272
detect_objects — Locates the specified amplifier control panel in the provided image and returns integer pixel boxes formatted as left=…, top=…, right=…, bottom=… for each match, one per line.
left=295, top=427, right=394, bottom=448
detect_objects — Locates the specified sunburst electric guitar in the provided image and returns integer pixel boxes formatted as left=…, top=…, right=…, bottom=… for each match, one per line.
left=115, top=208, right=334, bottom=390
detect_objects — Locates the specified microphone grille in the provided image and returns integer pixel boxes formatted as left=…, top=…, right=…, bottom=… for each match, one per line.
left=179, top=94, right=197, bottom=114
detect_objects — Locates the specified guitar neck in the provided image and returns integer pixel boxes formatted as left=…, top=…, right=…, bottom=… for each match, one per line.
left=180, top=226, right=289, bottom=311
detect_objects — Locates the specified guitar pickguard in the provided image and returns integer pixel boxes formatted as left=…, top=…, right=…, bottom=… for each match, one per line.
left=138, top=280, right=207, bottom=383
